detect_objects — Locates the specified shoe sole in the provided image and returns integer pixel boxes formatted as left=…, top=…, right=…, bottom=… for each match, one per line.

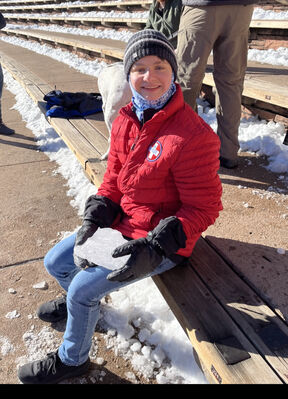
left=37, top=314, right=67, bottom=323
left=46, top=360, right=91, bottom=384
left=18, top=359, right=90, bottom=384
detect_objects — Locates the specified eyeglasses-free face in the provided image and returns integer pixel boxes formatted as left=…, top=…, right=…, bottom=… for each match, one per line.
left=129, top=55, right=173, bottom=102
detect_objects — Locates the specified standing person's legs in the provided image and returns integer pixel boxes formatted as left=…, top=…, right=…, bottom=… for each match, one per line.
left=0, top=63, right=15, bottom=135
left=213, top=5, right=254, bottom=164
left=176, top=6, right=216, bottom=112
left=0, top=64, right=3, bottom=123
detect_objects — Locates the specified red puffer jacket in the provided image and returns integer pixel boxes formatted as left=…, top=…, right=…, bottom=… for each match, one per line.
left=97, top=84, right=223, bottom=257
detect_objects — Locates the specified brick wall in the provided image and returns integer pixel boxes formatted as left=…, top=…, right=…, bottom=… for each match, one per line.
left=257, top=0, right=288, bottom=11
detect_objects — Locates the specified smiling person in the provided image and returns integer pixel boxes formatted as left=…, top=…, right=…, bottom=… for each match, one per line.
left=98, top=0, right=182, bottom=161
left=18, top=30, right=223, bottom=384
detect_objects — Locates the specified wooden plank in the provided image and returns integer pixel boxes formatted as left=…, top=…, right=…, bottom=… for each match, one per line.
left=205, top=235, right=288, bottom=323
left=189, top=237, right=288, bottom=382
left=0, top=49, right=106, bottom=169
left=0, top=0, right=152, bottom=12
left=203, top=72, right=288, bottom=109
left=3, top=13, right=288, bottom=31
left=48, top=118, right=103, bottom=168
left=0, top=0, right=59, bottom=3
left=86, top=114, right=110, bottom=141
left=250, top=20, right=288, bottom=29
left=85, top=158, right=107, bottom=187
left=2, top=15, right=147, bottom=26
left=69, top=118, right=108, bottom=155
left=3, top=29, right=125, bottom=61
left=153, top=246, right=283, bottom=384
left=3, top=28, right=288, bottom=109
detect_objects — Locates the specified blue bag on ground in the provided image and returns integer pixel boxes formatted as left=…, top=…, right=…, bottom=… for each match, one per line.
left=43, top=90, right=103, bottom=118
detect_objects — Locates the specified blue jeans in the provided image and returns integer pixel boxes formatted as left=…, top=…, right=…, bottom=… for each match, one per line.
left=44, top=232, right=178, bottom=366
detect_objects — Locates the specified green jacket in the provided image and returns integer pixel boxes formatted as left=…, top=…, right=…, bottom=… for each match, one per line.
left=145, top=0, right=182, bottom=48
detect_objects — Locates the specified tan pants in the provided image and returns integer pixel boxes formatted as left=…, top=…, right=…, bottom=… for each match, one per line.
left=176, top=5, right=254, bottom=160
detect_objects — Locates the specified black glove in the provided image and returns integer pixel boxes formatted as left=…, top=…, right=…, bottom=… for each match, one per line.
left=73, top=254, right=98, bottom=269
left=107, top=237, right=163, bottom=282
left=147, top=216, right=187, bottom=257
left=75, top=220, right=98, bottom=247
left=73, top=195, right=121, bottom=268
left=107, top=216, right=187, bottom=282
left=83, top=194, right=121, bottom=228
left=73, top=221, right=98, bottom=268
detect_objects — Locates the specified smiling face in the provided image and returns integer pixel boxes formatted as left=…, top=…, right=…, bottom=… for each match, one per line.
left=129, top=55, right=173, bottom=101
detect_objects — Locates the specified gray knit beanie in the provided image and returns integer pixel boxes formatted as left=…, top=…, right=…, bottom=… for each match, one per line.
left=123, top=29, right=177, bottom=81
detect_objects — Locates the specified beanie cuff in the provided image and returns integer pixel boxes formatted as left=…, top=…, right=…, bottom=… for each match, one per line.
left=123, top=30, right=177, bottom=81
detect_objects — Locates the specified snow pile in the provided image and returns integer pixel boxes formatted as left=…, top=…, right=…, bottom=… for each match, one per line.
left=239, top=119, right=288, bottom=174
left=248, top=47, right=288, bottom=67
left=253, top=7, right=288, bottom=20
left=0, top=336, right=14, bottom=356
left=17, top=326, right=62, bottom=368
left=3, top=10, right=149, bottom=19
left=100, top=281, right=203, bottom=384
left=8, top=22, right=134, bottom=42
left=198, top=102, right=288, bottom=177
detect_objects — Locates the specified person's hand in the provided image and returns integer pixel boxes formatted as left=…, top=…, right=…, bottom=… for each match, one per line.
left=74, top=221, right=98, bottom=247
left=106, top=238, right=163, bottom=282
left=107, top=216, right=187, bottom=282
left=73, top=253, right=98, bottom=269
left=73, top=221, right=98, bottom=268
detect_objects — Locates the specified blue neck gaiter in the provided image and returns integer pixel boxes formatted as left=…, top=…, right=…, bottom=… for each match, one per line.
left=129, top=73, right=176, bottom=122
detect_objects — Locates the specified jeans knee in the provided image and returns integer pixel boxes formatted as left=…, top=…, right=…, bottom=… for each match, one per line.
left=43, top=234, right=76, bottom=278
left=66, top=267, right=109, bottom=307
left=43, top=248, right=59, bottom=277
left=67, top=275, right=100, bottom=307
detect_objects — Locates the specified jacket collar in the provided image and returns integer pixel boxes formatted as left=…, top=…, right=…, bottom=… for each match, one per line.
left=120, top=83, right=184, bottom=125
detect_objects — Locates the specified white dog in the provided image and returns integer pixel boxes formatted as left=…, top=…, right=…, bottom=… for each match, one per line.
left=98, top=62, right=132, bottom=160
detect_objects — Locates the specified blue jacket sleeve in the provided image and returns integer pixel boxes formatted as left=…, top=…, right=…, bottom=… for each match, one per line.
left=0, top=13, right=6, bottom=30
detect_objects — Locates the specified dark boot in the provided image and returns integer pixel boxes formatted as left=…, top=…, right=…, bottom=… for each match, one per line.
left=18, top=350, right=90, bottom=384
left=37, top=296, right=67, bottom=323
left=0, top=122, right=15, bottom=135
left=219, top=156, right=238, bottom=169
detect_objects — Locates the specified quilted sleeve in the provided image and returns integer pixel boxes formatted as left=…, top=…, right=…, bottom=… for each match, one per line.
left=96, top=119, right=123, bottom=204
left=171, top=121, right=223, bottom=240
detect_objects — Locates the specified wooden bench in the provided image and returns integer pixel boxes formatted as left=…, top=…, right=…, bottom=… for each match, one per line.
left=2, top=14, right=147, bottom=30
left=2, top=3, right=288, bottom=50
left=3, top=13, right=288, bottom=32
left=0, top=0, right=152, bottom=13
left=0, top=0, right=287, bottom=10
left=2, top=27, right=288, bottom=122
left=0, top=0, right=64, bottom=5
left=0, top=0, right=89, bottom=4
left=1, top=48, right=288, bottom=384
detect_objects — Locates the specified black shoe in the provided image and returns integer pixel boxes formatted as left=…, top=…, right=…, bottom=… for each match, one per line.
left=219, top=156, right=238, bottom=169
left=18, top=350, right=90, bottom=384
left=37, top=296, right=67, bottom=323
left=0, top=123, right=15, bottom=135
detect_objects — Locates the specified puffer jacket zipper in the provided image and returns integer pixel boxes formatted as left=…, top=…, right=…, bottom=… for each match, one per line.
left=131, top=135, right=139, bottom=151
